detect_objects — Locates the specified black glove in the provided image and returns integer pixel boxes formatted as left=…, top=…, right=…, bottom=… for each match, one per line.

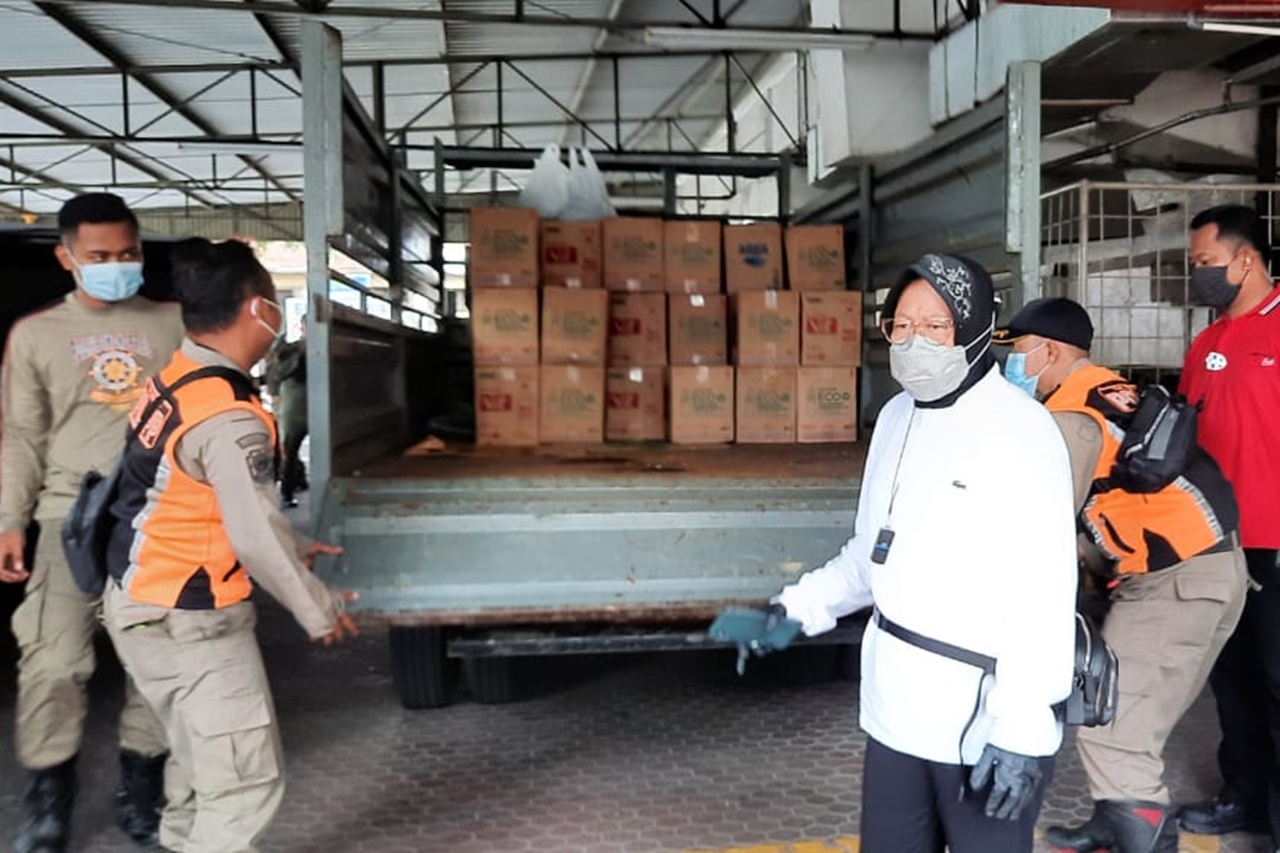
left=967, top=744, right=1043, bottom=821
left=708, top=604, right=803, bottom=675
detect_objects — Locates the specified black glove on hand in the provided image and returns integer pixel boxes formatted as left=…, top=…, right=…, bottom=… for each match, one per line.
left=967, top=744, right=1043, bottom=821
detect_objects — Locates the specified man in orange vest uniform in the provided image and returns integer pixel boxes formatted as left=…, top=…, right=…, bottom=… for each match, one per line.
left=100, top=237, right=357, bottom=853
left=995, top=297, right=1247, bottom=853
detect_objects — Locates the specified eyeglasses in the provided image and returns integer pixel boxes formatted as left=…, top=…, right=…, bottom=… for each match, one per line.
left=879, top=316, right=955, bottom=345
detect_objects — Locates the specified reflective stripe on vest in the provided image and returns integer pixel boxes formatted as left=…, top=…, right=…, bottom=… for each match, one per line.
left=112, top=350, right=274, bottom=609
left=1046, top=364, right=1229, bottom=575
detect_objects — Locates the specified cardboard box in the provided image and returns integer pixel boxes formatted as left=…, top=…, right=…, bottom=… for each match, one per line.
left=736, top=367, right=797, bottom=444
left=539, top=365, right=605, bottom=443
left=733, top=290, right=800, bottom=367
left=607, top=293, right=667, bottom=366
left=797, top=367, right=857, bottom=443
left=603, top=217, right=664, bottom=292
left=801, top=291, right=863, bottom=367
left=474, top=366, right=539, bottom=447
left=724, top=222, right=782, bottom=292
left=541, top=287, right=608, bottom=365
left=471, top=288, right=538, bottom=366
left=669, top=366, right=735, bottom=445
left=664, top=220, right=723, bottom=294
left=668, top=294, right=728, bottom=366
left=540, top=220, right=602, bottom=289
left=605, top=367, right=666, bottom=441
left=470, top=206, right=539, bottom=288
left=786, top=224, right=846, bottom=291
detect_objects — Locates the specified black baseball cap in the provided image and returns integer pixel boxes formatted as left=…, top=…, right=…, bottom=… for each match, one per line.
left=992, top=297, right=1094, bottom=351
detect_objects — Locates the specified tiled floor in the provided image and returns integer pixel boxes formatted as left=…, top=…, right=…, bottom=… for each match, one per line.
left=0, top=581, right=1272, bottom=853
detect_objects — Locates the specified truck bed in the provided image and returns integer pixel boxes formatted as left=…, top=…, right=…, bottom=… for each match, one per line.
left=352, top=442, right=865, bottom=483
left=315, top=443, right=864, bottom=626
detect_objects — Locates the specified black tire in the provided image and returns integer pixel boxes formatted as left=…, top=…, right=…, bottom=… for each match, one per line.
left=389, top=626, right=457, bottom=709
left=834, top=642, right=861, bottom=682
left=464, top=656, right=519, bottom=704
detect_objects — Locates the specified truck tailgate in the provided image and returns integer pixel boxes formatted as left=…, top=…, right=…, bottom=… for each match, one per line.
left=314, top=444, right=862, bottom=625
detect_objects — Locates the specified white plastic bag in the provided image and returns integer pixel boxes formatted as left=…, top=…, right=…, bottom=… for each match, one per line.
left=560, top=147, right=615, bottom=221
left=517, top=144, right=570, bottom=217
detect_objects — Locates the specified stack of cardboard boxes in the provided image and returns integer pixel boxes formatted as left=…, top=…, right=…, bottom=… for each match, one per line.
left=470, top=207, right=860, bottom=447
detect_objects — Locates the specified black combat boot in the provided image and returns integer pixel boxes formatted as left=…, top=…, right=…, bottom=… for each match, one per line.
left=116, top=750, right=167, bottom=849
left=1177, top=790, right=1269, bottom=835
left=1045, top=800, right=1115, bottom=851
left=1100, top=800, right=1179, bottom=853
left=12, top=757, right=77, bottom=853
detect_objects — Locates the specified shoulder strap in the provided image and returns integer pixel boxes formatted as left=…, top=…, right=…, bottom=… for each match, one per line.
left=131, top=366, right=259, bottom=441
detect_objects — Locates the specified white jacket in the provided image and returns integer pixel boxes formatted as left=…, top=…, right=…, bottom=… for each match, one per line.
left=776, top=366, right=1077, bottom=765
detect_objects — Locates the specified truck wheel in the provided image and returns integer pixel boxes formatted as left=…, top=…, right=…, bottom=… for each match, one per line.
left=464, top=656, right=519, bottom=704
left=389, top=626, right=457, bottom=709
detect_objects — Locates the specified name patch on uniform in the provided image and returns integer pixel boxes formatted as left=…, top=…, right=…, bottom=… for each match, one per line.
left=245, top=446, right=275, bottom=484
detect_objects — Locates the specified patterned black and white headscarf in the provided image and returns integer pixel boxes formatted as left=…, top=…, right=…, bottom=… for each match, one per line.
left=883, top=253, right=998, bottom=408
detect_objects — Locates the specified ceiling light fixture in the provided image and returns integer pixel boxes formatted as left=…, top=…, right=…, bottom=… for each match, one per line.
left=176, top=140, right=301, bottom=155
left=643, top=26, right=875, bottom=52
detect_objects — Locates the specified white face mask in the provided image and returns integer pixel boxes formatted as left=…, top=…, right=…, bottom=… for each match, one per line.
left=251, top=297, right=284, bottom=340
left=889, top=326, right=992, bottom=403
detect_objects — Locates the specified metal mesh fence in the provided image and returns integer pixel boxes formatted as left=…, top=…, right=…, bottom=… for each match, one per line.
left=1040, top=181, right=1280, bottom=380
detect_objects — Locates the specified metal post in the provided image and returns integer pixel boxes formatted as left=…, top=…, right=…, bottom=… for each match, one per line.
left=373, top=62, right=386, bottom=136
left=662, top=167, right=676, bottom=216
left=121, top=72, right=130, bottom=136
left=496, top=61, right=505, bottom=146
left=858, top=163, right=873, bottom=430
left=301, top=19, right=344, bottom=520
left=250, top=67, right=259, bottom=137
left=777, top=151, right=791, bottom=222
left=612, top=56, right=621, bottom=151
left=1005, top=60, right=1041, bottom=311
left=1257, top=85, right=1279, bottom=244
left=724, top=52, right=735, bottom=153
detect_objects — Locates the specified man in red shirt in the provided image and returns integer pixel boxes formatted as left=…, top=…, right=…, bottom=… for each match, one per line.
left=1177, top=204, right=1280, bottom=844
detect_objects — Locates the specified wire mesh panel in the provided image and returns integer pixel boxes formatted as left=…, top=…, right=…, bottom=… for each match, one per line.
left=1040, top=181, right=1280, bottom=380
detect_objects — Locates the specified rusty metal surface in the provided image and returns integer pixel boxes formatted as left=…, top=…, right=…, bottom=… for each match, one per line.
left=315, top=444, right=862, bottom=625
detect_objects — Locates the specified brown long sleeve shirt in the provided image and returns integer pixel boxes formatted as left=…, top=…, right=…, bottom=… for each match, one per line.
left=1, top=293, right=184, bottom=530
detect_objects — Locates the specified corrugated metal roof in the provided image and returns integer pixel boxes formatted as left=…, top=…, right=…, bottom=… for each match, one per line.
left=0, top=0, right=830, bottom=216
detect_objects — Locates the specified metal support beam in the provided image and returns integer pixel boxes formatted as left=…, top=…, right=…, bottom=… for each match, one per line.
left=730, top=54, right=799, bottom=151
left=724, top=53, right=735, bottom=154
left=496, top=61, right=505, bottom=145
left=1258, top=86, right=1279, bottom=240
left=503, top=61, right=614, bottom=150
left=431, top=144, right=792, bottom=177
left=395, top=61, right=490, bottom=135
left=0, top=49, right=790, bottom=79
left=302, top=19, right=343, bottom=520
left=36, top=0, right=934, bottom=35
left=33, top=2, right=300, bottom=203
left=1005, top=61, right=1042, bottom=311
left=0, top=85, right=222, bottom=209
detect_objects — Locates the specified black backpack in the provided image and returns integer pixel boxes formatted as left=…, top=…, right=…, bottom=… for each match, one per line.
left=61, top=366, right=253, bottom=596
left=1110, top=384, right=1199, bottom=494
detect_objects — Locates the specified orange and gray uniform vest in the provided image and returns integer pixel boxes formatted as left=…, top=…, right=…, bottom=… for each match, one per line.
left=1045, top=364, right=1238, bottom=576
left=107, top=349, right=274, bottom=608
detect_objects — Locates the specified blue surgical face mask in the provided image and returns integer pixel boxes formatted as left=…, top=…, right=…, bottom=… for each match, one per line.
left=1003, top=343, right=1046, bottom=398
left=71, top=257, right=144, bottom=302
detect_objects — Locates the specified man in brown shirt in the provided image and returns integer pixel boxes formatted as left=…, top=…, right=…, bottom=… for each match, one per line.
left=1, top=194, right=183, bottom=852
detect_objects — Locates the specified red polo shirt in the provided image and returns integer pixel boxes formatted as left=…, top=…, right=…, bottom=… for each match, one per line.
left=1180, top=287, right=1280, bottom=549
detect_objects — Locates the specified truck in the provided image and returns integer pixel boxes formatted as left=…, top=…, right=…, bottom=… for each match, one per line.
left=311, top=306, right=865, bottom=708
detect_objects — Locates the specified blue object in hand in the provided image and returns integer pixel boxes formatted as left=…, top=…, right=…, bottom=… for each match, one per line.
left=708, top=604, right=803, bottom=676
